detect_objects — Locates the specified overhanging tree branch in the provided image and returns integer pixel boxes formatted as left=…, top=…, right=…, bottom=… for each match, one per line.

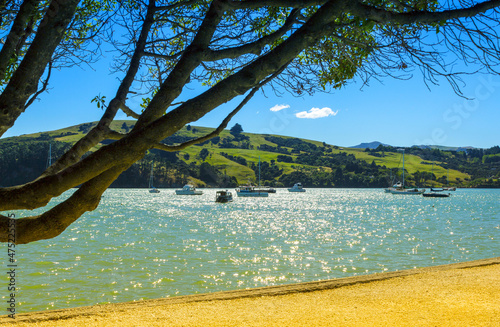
left=0, top=164, right=128, bottom=244
left=43, top=0, right=157, bottom=177
left=160, top=64, right=288, bottom=151
left=205, top=9, right=300, bottom=61
left=0, top=0, right=81, bottom=137
left=135, top=0, right=229, bottom=127
left=0, top=0, right=40, bottom=83
left=2, top=0, right=500, bottom=244
left=351, top=0, right=500, bottom=25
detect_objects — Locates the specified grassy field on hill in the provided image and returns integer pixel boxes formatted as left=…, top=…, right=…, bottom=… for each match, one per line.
left=2, top=120, right=492, bottom=188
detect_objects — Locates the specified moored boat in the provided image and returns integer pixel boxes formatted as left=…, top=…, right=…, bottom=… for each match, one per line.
left=215, top=190, right=233, bottom=203
left=389, top=149, right=425, bottom=195
left=148, top=163, right=160, bottom=193
left=423, top=192, right=451, bottom=198
left=385, top=182, right=402, bottom=193
left=255, top=186, right=276, bottom=193
left=288, top=182, right=306, bottom=192
left=237, top=156, right=269, bottom=197
left=236, top=185, right=268, bottom=197
left=175, top=184, right=203, bottom=195
left=390, top=188, right=425, bottom=195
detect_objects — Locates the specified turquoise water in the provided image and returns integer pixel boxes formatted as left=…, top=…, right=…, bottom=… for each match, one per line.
left=2, top=188, right=499, bottom=313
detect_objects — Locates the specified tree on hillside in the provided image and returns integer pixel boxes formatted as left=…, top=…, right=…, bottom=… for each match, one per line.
left=2, top=0, right=500, bottom=243
left=121, top=122, right=130, bottom=133
left=199, top=148, right=209, bottom=161
left=230, top=123, right=243, bottom=136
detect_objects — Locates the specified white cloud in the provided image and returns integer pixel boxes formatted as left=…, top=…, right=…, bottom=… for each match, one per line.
left=270, top=104, right=290, bottom=112
left=295, top=107, right=338, bottom=119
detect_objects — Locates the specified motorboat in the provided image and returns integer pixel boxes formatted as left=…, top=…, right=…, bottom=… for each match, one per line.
left=215, top=190, right=233, bottom=203
left=390, top=188, right=425, bottom=195
left=236, top=185, right=268, bottom=197
left=288, top=182, right=306, bottom=192
left=254, top=186, right=276, bottom=193
left=175, top=184, right=203, bottom=195
left=423, top=192, right=451, bottom=198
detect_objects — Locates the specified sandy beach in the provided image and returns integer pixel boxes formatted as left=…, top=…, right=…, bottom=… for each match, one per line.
left=2, top=257, right=499, bottom=326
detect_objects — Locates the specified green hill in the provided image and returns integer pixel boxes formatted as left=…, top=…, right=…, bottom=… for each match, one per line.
left=1, top=120, right=499, bottom=188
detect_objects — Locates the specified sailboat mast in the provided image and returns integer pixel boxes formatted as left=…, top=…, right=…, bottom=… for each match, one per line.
left=149, top=162, right=154, bottom=188
left=258, top=156, right=261, bottom=187
left=402, top=149, right=405, bottom=188
left=46, top=144, right=52, bottom=168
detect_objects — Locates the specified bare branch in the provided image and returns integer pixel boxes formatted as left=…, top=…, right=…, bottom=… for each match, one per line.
left=205, top=9, right=301, bottom=61
left=351, top=0, right=500, bottom=25
left=24, top=60, right=53, bottom=109
left=162, top=63, right=289, bottom=151
left=226, top=0, right=327, bottom=10
left=120, top=102, right=140, bottom=119
left=154, top=0, right=201, bottom=12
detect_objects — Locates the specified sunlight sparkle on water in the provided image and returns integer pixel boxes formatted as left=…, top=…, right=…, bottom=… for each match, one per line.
left=3, top=188, right=498, bottom=312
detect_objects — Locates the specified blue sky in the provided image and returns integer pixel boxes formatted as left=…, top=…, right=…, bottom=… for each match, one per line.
left=2, top=54, right=499, bottom=149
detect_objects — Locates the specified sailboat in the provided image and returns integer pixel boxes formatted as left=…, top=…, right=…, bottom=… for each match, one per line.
left=148, top=163, right=160, bottom=193
left=236, top=156, right=268, bottom=197
left=46, top=143, right=52, bottom=168
left=389, top=149, right=425, bottom=195
left=443, top=169, right=456, bottom=191
left=384, top=169, right=399, bottom=192
left=429, top=167, right=456, bottom=193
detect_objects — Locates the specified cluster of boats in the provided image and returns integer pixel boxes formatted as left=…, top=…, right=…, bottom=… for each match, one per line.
left=148, top=156, right=306, bottom=202
left=148, top=182, right=306, bottom=203
left=384, top=149, right=456, bottom=198
left=149, top=147, right=456, bottom=201
left=385, top=183, right=455, bottom=197
left=235, top=182, right=305, bottom=197
left=218, top=182, right=306, bottom=202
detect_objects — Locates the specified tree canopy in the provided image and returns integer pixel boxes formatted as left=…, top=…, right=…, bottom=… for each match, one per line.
left=1, top=0, right=500, bottom=243
left=230, top=123, right=243, bottom=135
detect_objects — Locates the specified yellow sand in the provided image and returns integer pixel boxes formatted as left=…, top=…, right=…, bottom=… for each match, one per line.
left=1, top=257, right=499, bottom=327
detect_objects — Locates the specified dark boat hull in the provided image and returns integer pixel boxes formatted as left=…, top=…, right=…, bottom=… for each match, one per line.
left=423, top=192, right=450, bottom=198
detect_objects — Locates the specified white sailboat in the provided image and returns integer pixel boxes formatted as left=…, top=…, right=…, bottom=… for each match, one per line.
left=389, top=149, right=425, bottom=195
left=148, top=163, right=160, bottom=193
left=236, top=156, right=268, bottom=197
left=443, top=168, right=456, bottom=191
left=46, top=143, right=52, bottom=168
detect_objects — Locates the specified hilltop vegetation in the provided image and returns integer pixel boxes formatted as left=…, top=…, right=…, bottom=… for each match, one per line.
left=1, top=121, right=499, bottom=188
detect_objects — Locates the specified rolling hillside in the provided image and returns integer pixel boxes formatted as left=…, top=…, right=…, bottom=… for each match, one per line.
left=1, top=120, right=498, bottom=188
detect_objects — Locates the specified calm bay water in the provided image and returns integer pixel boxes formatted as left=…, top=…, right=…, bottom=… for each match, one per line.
left=3, top=188, right=499, bottom=313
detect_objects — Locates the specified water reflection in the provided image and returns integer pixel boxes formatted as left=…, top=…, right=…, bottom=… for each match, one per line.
left=6, top=188, right=499, bottom=312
